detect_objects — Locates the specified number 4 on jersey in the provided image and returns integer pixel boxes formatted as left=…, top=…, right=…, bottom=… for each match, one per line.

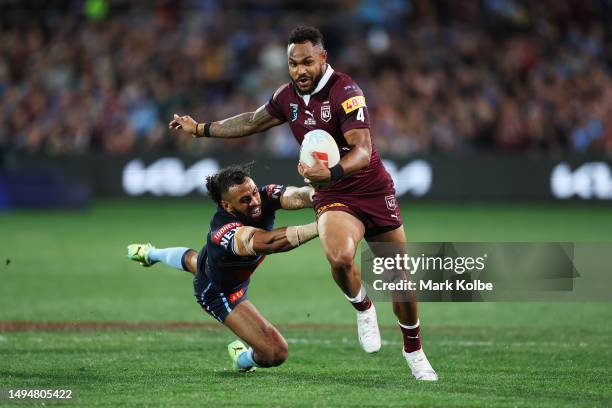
left=356, top=107, right=365, bottom=122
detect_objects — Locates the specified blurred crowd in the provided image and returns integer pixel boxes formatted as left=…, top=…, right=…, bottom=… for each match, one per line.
left=1, top=0, right=612, bottom=158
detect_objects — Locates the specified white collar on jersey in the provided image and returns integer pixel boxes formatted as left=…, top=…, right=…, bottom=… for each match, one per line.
left=300, top=64, right=334, bottom=106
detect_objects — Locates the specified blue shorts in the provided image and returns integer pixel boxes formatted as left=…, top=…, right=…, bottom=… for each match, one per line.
left=193, top=271, right=249, bottom=323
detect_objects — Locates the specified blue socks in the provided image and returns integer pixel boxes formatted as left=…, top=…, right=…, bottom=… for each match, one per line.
left=237, top=348, right=259, bottom=370
left=148, top=247, right=190, bottom=270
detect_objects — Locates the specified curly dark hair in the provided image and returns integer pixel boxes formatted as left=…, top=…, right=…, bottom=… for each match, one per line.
left=288, top=26, right=324, bottom=48
left=205, top=161, right=255, bottom=204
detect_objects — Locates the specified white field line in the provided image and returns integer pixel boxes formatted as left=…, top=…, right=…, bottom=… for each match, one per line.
left=1, top=335, right=592, bottom=349
left=287, top=338, right=590, bottom=348
left=57, top=336, right=595, bottom=348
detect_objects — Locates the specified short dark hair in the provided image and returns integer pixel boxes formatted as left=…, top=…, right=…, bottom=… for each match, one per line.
left=288, top=26, right=324, bottom=48
left=205, top=161, right=255, bottom=204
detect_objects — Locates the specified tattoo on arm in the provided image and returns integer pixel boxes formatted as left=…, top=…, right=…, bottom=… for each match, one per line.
left=209, top=105, right=284, bottom=138
left=280, top=186, right=315, bottom=210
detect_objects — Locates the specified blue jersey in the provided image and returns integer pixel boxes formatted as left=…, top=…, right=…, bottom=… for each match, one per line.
left=197, top=184, right=285, bottom=293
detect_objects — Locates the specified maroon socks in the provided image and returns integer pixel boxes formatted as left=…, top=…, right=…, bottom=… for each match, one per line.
left=346, top=285, right=373, bottom=312
left=399, top=319, right=422, bottom=353
left=350, top=295, right=372, bottom=312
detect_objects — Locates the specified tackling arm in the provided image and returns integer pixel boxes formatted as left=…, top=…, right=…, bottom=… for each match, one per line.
left=169, top=105, right=284, bottom=139
left=232, top=223, right=318, bottom=256
left=279, top=186, right=315, bottom=210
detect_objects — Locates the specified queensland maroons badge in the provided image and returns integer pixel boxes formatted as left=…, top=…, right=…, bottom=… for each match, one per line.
left=320, top=104, right=331, bottom=122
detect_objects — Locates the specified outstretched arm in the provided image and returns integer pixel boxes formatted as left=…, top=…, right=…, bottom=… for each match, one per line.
left=280, top=186, right=315, bottom=210
left=232, top=222, right=318, bottom=256
left=169, top=105, right=284, bottom=139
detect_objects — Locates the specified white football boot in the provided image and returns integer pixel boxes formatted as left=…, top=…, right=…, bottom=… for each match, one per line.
left=403, top=349, right=438, bottom=381
left=356, top=304, right=382, bottom=353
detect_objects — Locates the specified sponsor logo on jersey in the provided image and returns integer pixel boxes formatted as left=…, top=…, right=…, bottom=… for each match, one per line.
left=304, top=110, right=316, bottom=126
left=316, top=202, right=348, bottom=216
left=290, top=103, right=298, bottom=122
left=228, top=288, right=245, bottom=303
left=341, top=95, right=366, bottom=114
left=219, top=229, right=238, bottom=249
left=213, top=222, right=243, bottom=246
left=320, top=104, right=331, bottom=122
left=266, top=184, right=284, bottom=200
left=385, top=195, right=397, bottom=210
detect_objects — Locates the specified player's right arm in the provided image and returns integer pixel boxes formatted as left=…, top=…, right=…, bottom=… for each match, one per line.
left=232, top=223, right=318, bottom=256
left=169, top=104, right=284, bottom=139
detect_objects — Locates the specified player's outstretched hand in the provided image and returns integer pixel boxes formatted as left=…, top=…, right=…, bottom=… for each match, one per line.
left=169, top=114, right=198, bottom=136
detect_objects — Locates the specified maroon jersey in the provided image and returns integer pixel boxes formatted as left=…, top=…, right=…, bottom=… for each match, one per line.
left=265, top=66, right=394, bottom=196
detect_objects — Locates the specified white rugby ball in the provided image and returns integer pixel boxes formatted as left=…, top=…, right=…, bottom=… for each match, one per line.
left=299, top=129, right=340, bottom=168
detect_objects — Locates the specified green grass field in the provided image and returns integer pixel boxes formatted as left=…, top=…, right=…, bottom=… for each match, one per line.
left=1, top=200, right=612, bottom=407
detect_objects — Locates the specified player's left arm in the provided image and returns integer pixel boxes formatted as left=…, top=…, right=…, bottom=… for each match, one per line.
left=335, top=128, right=371, bottom=175
left=279, top=186, right=315, bottom=210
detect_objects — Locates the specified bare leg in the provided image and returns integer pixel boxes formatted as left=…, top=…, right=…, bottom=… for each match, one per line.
left=366, top=225, right=440, bottom=383
left=318, top=210, right=381, bottom=353
left=318, top=210, right=365, bottom=298
left=366, top=225, right=417, bottom=326
left=223, top=300, right=288, bottom=367
left=183, top=250, right=198, bottom=275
